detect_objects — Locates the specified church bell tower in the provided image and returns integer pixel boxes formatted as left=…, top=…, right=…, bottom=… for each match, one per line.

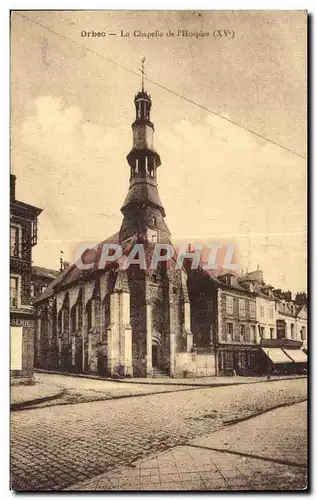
left=120, top=60, right=170, bottom=244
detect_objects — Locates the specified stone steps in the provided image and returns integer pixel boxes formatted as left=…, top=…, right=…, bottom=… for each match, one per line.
left=152, top=368, right=170, bottom=379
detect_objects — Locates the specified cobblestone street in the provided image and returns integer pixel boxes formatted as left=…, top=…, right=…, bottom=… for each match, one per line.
left=11, top=377, right=307, bottom=491
left=69, top=401, right=307, bottom=491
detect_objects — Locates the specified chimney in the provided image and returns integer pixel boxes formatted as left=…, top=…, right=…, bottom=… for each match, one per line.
left=10, top=174, right=16, bottom=201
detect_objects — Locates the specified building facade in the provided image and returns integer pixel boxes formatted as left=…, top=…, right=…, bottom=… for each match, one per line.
left=187, top=269, right=259, bottom=376
left=34, top=87, right=194, bottom=378
left=10, top=174, right=42, bottom=384
left=274, top=291, right=307, bottom=348
left=33, top=87, right=307, bottom=379
left=240, top=268, right=277, bottom=342
left=31, top=266, right=59, bottom=301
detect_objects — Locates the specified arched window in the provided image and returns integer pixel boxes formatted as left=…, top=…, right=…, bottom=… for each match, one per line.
left=62, top=308, right=68, bottom=334
left=71, top=306, right=77, bottom=333
left=77, top=300, right=83, bottom=329
left=87, top=300, right=96, bottom=329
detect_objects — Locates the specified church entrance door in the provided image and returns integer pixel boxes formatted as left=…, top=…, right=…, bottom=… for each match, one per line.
left=152, top=344, right=159, bottom=368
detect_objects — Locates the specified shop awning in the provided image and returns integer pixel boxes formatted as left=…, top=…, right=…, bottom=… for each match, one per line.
left=261, top=347, right=293, bottom=364
left=282, top=349, right=307, bottom=363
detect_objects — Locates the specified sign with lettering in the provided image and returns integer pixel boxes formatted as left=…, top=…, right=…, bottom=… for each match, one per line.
left=11, top=318, right=32, bottom=327
left=11, top=326, right=23, bottom=370
left=276, top=319, right=286, bottom=339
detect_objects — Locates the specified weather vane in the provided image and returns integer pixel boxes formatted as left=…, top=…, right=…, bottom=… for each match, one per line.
left=60, top=250, right=64, bottom=272
left=140, top=57, right=146, bottom=92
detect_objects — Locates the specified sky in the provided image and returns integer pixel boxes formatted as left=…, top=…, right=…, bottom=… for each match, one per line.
left=10, top=10, right=307, bottom=292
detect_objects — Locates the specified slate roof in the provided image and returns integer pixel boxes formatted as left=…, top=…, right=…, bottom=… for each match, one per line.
left=32, top=266, right=59, bottom=280
left=33, top=232, right=140, bottom=304
left=33, top=265, right=72, bottom=304
left=121, top=182, right=165, bottom=215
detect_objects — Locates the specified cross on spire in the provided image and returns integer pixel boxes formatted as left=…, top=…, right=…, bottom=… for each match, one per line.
left=140, top=57, right=146, bottom=92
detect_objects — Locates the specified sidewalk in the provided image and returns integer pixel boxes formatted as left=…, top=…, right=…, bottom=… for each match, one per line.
left=12, top=372, right=307, bottom=411
left=66, top=401, right=307, bottom=491
left=35, top=369, right=306, bottom=387
left=11, top=382, right=64, bottom=409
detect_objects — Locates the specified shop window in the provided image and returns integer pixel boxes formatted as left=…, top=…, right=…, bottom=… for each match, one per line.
left=224, top=351, right=234, bottom=370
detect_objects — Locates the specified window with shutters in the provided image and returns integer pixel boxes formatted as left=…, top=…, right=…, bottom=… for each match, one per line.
left=226, top=296, right=233, bottom=314
left=291, top=323, right=295, bottom=339
left=240, top=324, right=246, bottom=341
left=239, top=299, right=245, bottom=317
left=226, top=322, right=233, bottom=341
left=250, top=301, right=256, bottom=318
left=245, top=325, right=251, bottom=342
left=251, top=325, right=256, bottom=342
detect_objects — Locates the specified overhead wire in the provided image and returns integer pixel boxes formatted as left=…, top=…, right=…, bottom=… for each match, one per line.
left=14, top=11, right=306, bottom=160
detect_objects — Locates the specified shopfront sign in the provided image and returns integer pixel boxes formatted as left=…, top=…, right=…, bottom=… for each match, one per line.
left=276, top=319, right=286, bottom=339
left=11, top=317, right=32, bottom=327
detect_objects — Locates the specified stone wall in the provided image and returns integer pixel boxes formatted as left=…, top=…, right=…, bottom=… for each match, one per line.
left=174, top=351, right=216, bottom=377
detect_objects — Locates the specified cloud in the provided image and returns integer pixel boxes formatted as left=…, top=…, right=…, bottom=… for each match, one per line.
left=14, top=95, right=129, bottom=267
left=156, top=110, right=306, bottom=290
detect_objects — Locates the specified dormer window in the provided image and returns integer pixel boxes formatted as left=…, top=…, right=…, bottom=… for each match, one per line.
left=152, top=216, right=156, bottom=227
left=227, top=275, right=234, bottom=286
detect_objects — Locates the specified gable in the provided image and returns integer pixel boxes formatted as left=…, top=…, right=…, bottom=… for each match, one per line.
left=297, top=305, right=307, bottom=319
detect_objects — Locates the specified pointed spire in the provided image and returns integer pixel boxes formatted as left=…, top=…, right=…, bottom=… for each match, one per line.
left=60, top=250, right=64, bottom=272
left=140, top=57, right=146, bottom=92
left=114, top=269, right=129, bottom=293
